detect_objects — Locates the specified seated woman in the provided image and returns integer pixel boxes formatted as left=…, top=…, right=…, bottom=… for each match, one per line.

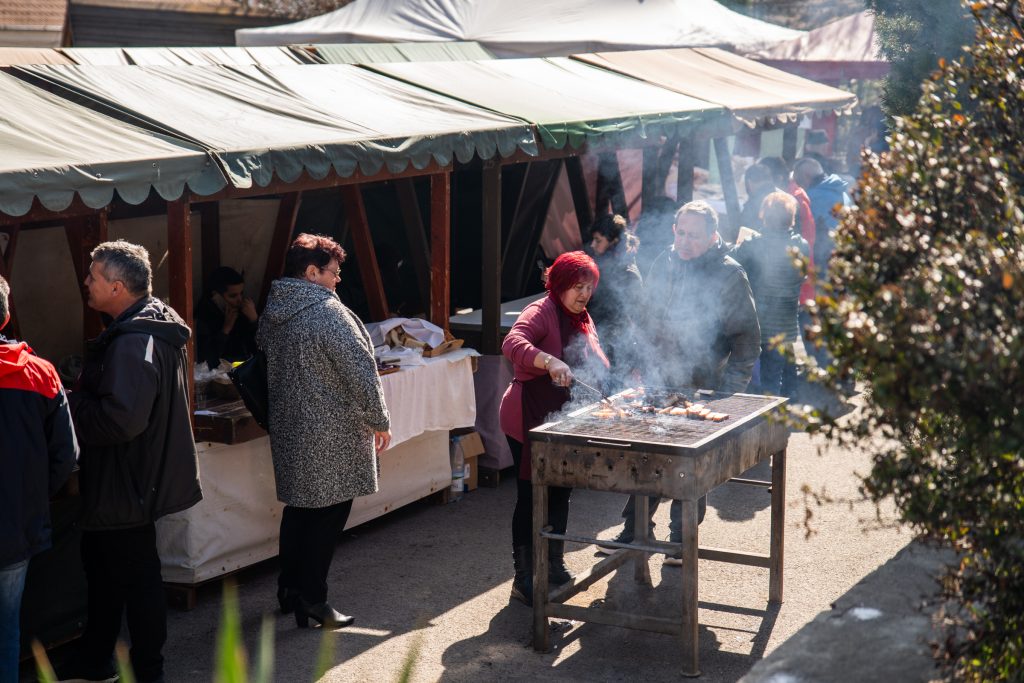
left=499, top=251, right=609, bottom=606
left=195, top=266, right=258, bottom=369
left=586, top=214, right=643, bottom=387
left=733, top=191, right=809, bottom=396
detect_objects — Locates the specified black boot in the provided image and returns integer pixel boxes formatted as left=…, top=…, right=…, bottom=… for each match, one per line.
left=548, top=541, right=573, bottom=585
left=510, top=545, right=533, bottom=606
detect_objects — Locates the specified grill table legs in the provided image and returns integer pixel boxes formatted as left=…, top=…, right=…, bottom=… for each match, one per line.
left=532, top=481, right=550, bottom=652
left=633, top=495, right=652, bottom=585
left=769, top=449, right=786, bottom=603
left=681, top=498, right=700, bottom=677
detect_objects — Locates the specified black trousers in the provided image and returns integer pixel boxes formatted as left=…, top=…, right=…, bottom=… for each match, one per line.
left=278, top=499, right=353, bottom=605
left=507, top=437, right=572, bottom=550
left=79, top=524, right=166, bottom=683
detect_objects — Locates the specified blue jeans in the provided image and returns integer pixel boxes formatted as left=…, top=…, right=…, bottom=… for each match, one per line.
left=0, top=560, right=29, bottom=683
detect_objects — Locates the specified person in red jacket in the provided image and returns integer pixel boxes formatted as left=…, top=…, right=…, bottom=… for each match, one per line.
left=0, top=275, right=77, bottom=683
left=499, top=251, right=609, bottom=606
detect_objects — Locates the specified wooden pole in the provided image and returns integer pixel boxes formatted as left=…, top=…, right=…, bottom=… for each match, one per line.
left=565, top=155, right=593, bottom=243
left=782, top=124, right=799, bottom=165
left=340, top=185, right=388, bottom=322
left=0, top=226, right=20, bottom=339
left=429, top=173, right=451, bottom=332
left=167, top=197, right=194, bottom=414
left=480, top=163, right=501, bottom=355
left=258, top=192, right=302, bottom=310
left=676, top=137, right=696, bottom=204
left=713, top=137, right=741, bottom=243
left=64, top=211, right=108, bottom=340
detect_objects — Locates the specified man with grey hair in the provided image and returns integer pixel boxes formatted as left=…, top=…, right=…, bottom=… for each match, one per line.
left=601, top=200, right=760, bottom=563
left=62, top=240, right=201, bottom=683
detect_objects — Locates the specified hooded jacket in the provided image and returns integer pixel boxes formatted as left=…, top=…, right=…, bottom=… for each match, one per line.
left=733, top=230, right=809, bottom=344
left=0, top=335, right=78, bottom=567
left=258, top=278, right=390, bottom=508
left=643, top=239, right=760, bottom=393
left=69, top=297, right=201, bottom=530
left=806, top=174, right=851, bottom=270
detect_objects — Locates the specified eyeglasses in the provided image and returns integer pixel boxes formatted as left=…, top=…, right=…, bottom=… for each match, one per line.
left=319, top=266, right=341, bottom=280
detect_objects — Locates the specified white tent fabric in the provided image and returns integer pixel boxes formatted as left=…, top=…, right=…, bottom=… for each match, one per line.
left=753, top=11, right=883, bottom=63
left=237, top=0, right=802, bottom=56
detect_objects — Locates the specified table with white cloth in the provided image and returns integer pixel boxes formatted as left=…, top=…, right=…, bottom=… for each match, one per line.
left=157, top=349, right=478, bottom=586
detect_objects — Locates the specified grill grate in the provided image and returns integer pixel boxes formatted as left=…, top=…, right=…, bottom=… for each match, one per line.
left=533, top=391, right=781, bottom=448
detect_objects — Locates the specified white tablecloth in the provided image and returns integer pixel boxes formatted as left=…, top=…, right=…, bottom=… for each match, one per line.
left=157, top=352, right=477, bottom=584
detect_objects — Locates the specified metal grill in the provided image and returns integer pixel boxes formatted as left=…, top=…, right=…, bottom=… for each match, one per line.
left=532, top=391, right=784, bottom=452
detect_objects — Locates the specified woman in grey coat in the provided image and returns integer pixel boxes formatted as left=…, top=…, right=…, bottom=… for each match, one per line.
left=258, top=233, right=391, bottom=629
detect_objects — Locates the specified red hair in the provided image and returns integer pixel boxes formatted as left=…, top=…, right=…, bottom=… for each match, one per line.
left=544, top=251, right=600, bottom=297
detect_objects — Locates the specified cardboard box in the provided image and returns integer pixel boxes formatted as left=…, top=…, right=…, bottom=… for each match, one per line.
left=452, top=431, right=485, bottom=492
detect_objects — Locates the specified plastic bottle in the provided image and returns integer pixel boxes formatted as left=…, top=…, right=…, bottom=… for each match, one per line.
left=449, top=438, right=465, bottom=501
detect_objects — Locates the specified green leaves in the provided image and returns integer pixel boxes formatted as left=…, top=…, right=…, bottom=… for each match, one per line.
left=813, top=2, right=1024, bottom=680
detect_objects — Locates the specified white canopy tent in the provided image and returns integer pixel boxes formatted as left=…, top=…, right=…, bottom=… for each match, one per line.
left=236, top=0, right=802, bottom=56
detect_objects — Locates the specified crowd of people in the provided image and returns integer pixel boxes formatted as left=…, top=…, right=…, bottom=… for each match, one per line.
left=498, top=152, right=851, bottom=605
left=1, top=149, right=852, bottom=679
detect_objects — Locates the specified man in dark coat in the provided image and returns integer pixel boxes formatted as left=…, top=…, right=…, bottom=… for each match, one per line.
left=0, top=275, right=77, bottom=681
left=602, top=201, right=760, bottom=563
left=63, top=240, right=201, bottom=683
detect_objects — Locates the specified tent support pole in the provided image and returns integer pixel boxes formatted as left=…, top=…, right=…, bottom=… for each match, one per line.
left=341, top=185, right=389, bottom=322
left=259, top=192, right=302, bottom=311
left=429, top=173, right=450, bottom=332
left=0, top=225, right=21, bottom=339
left=481, top=163, right=502, bottom=355
left=565, top=155, right=592, bottom=244
left=64, top=211, right=108, bottom=340
left=782, top=124, right=799, bottom=164
left=167, top=197, right=194, bottom=414
left=713, top=137, right=741, bottom=243
left=396, top=179, right=432, bottom=311
left=642, top=146, right=659, bottom=212
left=677, top=137, right=695, bottom=204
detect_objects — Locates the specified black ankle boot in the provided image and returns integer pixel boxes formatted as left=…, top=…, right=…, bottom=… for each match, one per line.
left=548, top=541, right=573, bottom=585
left=277, top=586, right=297, bottom=614
left=294, top=598, right=355, bottom=629
left=510, top=545, right=533, bottom=606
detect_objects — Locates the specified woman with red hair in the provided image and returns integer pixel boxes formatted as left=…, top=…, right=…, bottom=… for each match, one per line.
left=499, top=250, right=608, bottom=606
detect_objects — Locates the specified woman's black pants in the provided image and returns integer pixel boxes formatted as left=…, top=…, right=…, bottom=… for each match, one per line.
left=507, top=436, right=572, bottom=549
left=278, top=499, right=353, bottom=605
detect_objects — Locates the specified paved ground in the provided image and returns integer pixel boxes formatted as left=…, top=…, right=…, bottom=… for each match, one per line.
left=35, top=421, right=950, bottom=682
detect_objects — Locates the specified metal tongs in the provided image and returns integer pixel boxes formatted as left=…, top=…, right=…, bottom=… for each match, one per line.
left=572, top=377, right=614, bottom=407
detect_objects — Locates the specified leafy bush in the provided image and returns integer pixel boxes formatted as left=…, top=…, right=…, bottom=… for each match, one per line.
left=812, top=2, right=1023, bottom=679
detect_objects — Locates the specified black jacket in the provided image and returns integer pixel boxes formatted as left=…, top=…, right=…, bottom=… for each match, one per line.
left=194, top=295, right=258, bottom=370
left=69, top=297, right=202, bottom=530
left=733, top=231, right=809, bottom=344
left=643, top=240, right=760, bottom=392
left=0, top=335, right=78, bottom=567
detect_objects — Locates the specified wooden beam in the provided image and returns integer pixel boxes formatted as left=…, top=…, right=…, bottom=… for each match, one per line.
left=782, top=124, right=799, bottom=165
left=480, top=163, right=502, bottom=355
left=198, top=202, right=221, bottom=285
left=565, top=155, right=593, bottom=243
left=0, top=226, right=21, bottom=339
left=595, top=152, right=628, bottom=222
left=64, top=212, right=108, bottom=340
left=258, top=192, right=301, bottom=311
left=429, top=173, right=451, bottom=332
left=395, top=179, right=431, bottom=309
left=340, top=185, right=388, bottom=322
left=0, top=195, right=104, bottom=227
left=713, top=137, right=741, bottom=243
left=676, top=137, right=696, bottom=204
left=167, top=197, right=194, bottom=414
left=641, top=146, right=659, bottom=212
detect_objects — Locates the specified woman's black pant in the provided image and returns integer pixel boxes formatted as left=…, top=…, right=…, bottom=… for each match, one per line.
left=278, top=499, right=353, bottom=605
left=507, top=436, right=572, bottom=549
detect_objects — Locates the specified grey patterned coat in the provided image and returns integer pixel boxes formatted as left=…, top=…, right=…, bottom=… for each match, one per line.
left=258, top=278, right=390, bottom=508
